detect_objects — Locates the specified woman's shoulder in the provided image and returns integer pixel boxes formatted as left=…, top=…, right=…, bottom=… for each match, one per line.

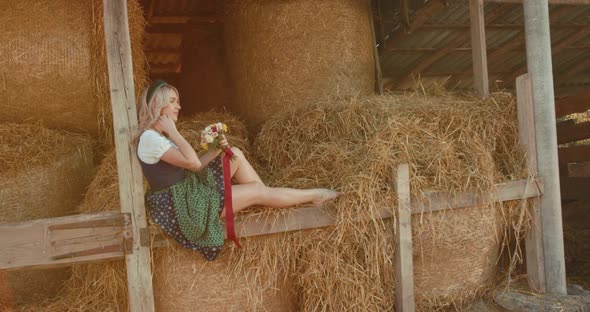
left=140, top=129, right=161, bottom=140
left=138, top=129, right=173, bottom=164
left=140, top=129, right=171, bottom=147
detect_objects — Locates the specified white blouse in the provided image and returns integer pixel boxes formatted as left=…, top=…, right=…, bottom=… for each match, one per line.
left=137, top=130, right=177, bottom=164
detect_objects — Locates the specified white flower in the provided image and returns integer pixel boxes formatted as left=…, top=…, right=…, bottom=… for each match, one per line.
left=205, top=134, right=214, bottom=143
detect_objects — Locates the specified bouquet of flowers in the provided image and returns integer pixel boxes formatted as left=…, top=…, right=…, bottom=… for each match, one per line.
left=200, top=122, right=229, bottom=151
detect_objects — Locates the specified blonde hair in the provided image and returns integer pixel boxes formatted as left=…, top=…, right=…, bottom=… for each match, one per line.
left=137, top=84, right=179, bottom=133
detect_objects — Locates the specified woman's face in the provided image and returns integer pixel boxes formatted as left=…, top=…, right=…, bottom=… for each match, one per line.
left=159, top=89, right=181, bottom=122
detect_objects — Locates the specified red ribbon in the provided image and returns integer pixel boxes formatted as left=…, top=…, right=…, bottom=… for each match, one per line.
left=222, top=147, right=241, bottom=248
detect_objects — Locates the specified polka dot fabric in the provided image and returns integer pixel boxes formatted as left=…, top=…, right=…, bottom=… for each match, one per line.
left=146, top=157, right=226, bottom=261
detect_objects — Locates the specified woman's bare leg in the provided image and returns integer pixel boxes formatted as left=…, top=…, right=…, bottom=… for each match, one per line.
left=223, top=147, right=264, bottom=185
left=220, top=183, right=340, bottom=218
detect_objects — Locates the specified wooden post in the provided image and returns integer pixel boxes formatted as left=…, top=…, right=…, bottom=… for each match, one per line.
left=522, top=0, right=567, bottom=295
left=469, top=0, right=490, bottom=98
left=368, top=0, right=383, bottom=95
left=394, top=164, right=415, bottom=312
left=103, top=0, right=155, bottom=311
left=516, top=74, right=546, bottom=293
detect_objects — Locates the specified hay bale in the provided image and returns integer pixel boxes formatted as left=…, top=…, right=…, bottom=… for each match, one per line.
left=223, top=0, right=375, bottom=130
left=0, top=124, right=96, bottom=307
left=253, top=92, right=529, bottom=311
left=153, top=245, right=294, bottom=312
left=0, top=0, right=147, bottom=139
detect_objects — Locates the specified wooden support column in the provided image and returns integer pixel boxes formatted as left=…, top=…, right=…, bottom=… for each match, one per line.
left=103, top=0, right=155, bottom=311
left=469, top=0, right=489, bottom=98
left=394, top=164, right=415, bottom=312
left=523, top=0, right=567, bottom=295
left=516, top=74, right=546, bottom=293
left=368, top=0, right=383, bottom=95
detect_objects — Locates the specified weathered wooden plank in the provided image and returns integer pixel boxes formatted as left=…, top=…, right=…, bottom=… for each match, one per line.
left=103, top=0, right=155, bottom=311
left=0, top=212, right=127, bottom=271
left=394, top=164, right=415, bottom=312
left=557, top=121, right=590, bottom=144
left=517, top=74, right=546, bottom=293
left=555, top=89, right=590, bottom=118
left=469, top=0, right=489, bottom=98
left=559, top=144, right=590, bottom=164
left=0, top=178, right=544, bottom=271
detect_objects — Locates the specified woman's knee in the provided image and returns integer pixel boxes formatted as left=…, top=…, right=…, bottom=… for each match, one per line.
left=250, top=182, right=269, bottom=204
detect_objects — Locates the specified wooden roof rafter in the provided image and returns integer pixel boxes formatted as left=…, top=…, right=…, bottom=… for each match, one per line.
left=393, top=2, right=511, bottom=87
left=384, top=0, right=449, bottom=50
left=556, top=55, right=590, bottom=82
left=500, top=28, right=589, bottom=87
left=446, top=5, right=577, bottom=88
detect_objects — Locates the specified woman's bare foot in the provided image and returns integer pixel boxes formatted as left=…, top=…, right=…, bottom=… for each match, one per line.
left=312, top=189, right=342, bottom=206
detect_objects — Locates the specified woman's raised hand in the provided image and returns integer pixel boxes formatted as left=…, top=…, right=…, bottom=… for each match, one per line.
left=219, top=134, right=230, bottom=150
left=158, top=115, right=177, bottom=135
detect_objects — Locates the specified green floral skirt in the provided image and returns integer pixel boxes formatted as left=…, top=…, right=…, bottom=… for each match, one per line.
left=146, top=158, right=225, bottom=261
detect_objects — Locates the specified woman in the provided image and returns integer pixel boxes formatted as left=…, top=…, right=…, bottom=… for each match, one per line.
left=137, top=80, right=340, bottom=261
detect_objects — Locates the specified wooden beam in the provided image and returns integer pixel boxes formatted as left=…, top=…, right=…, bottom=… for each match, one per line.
left=557, top=121, right=590, bottom=144
left=555, top=89, right=590, bottom=117
left=558, top=145, right=590, bottom=163
left=0, top=178, right=545, bottom=272
left=523, top=0, right=567, bottom=294
left=517, top=74, right=546, bottom=293
left=368, top=0, right=383, bottom=95
left=394, top=164, right=415, bottom=312
left=376, top=0, right=386, bottom=47
left=0, top=212, right=128, bottom=271
left=486, top=0, right=590, bottom=4
left=470, top=0, right=490, bottom=98
left=103, top=0, right=155, bottom=311
left=384, top=0, right=447, bottom=49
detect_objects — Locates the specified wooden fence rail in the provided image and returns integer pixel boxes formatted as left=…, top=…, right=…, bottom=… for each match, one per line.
left=0, top=178, right=543, bottom=272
